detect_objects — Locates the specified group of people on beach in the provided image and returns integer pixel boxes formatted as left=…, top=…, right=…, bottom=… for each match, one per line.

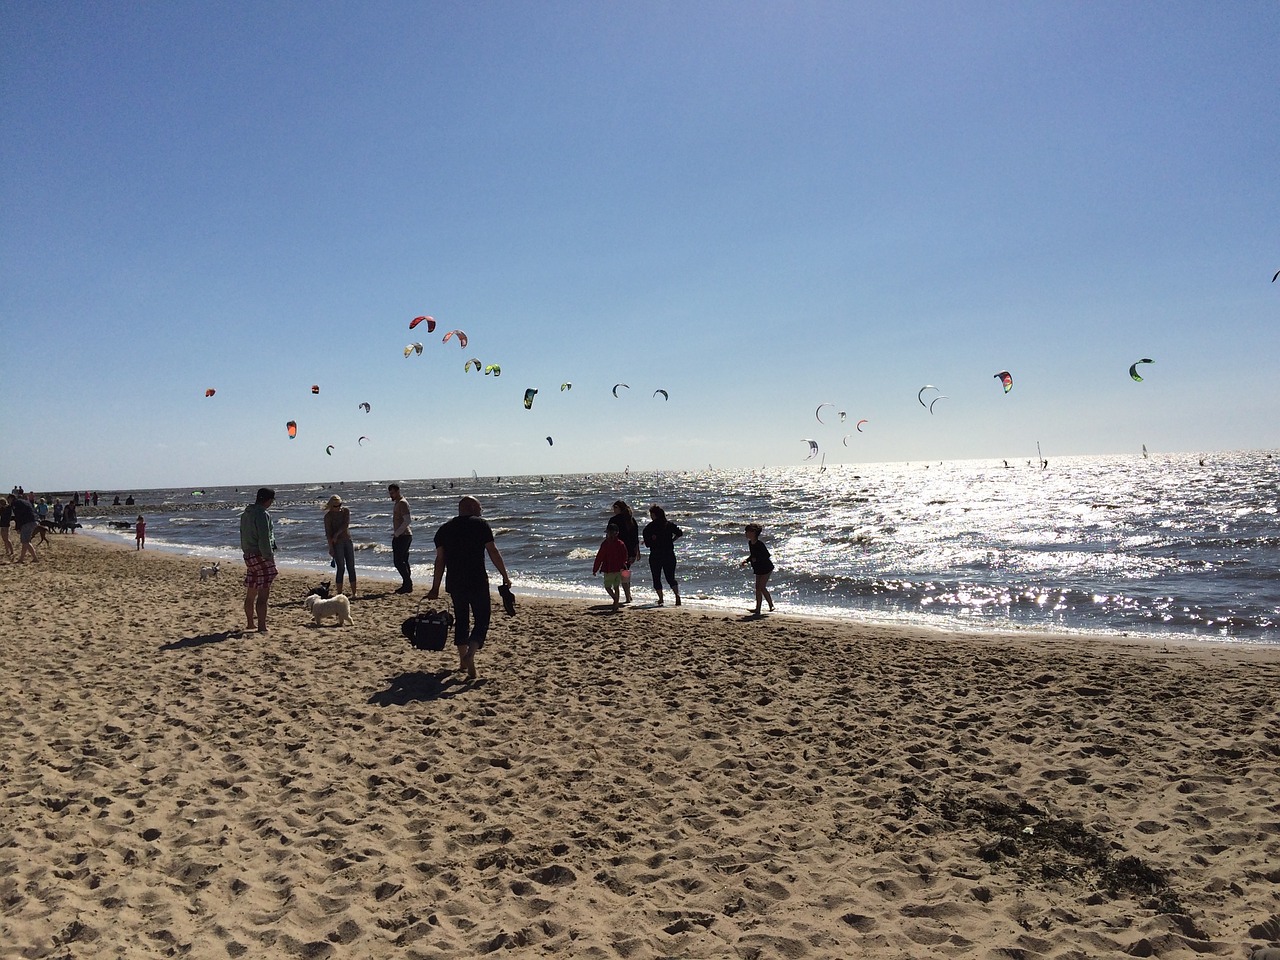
left=235, top=484, right=778, bottom=677
left=239, top=485, right=513, bottom=680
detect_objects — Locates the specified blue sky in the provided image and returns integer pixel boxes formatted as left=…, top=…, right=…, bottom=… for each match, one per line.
left=3, top=1, right=1277, bottom=490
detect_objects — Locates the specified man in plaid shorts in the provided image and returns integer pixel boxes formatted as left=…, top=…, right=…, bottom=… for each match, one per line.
left=240, top=487, right=277, bottom=633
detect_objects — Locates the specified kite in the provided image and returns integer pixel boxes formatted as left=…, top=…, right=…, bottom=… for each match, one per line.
left=929, top=396, right=948, bottom=414
left=561, top=382, right=572, bottom=391
left=842, top=435, right=851, bottom=447
left=410, top=315, right=436, bottom=332
left=311, top=385, right=320, bottom=394
left=523, top=388, right=538, bottom=409
left=839, top=411, right=847, bottom=422
left=1129, top=358, right=1154, bottom=382
left=358, top=436, right=370, bottom=445
left=443, top=330, right=468, bottom=349
left=546, top=436, right=554, bottom=446
left=815, top=402, right=835, bottom=424
left=803, top=439, right=819, bottom=460
left=994, top=370, right=1013, bottom=394
left=287, top=421, right=297, bottom=439
left=326, top=445, right=334, bottom=456
left=464, top=358, right=482, bottom=372
left=1273, top=270, right=1279, bottom=282
left=358, top=402, right=371, bottom=413
left=918, top=385, right=939, bottom=408
left=653, top=389, right=668, bottom=400
left=204, top=388, right=216, bottom=398
left=404, top=343, right=423, bottom=357
left=485, top=364, right=501, bottom=376
left=856, top=419, right=868, bottom=432
left=612, top=383, right=629, bottom=397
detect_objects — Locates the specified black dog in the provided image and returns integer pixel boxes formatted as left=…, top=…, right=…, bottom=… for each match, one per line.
left=306, top=582, right=332, bottom=600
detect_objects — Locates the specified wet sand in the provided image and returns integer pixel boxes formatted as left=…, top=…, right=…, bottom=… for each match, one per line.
left=2, top=536, right=1278, bottom=958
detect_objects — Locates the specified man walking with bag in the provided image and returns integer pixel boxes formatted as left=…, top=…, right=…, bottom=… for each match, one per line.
left=426, top=496, right=511, bottom=679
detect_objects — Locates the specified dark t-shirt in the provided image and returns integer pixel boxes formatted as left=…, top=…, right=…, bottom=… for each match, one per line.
left=434, top=514, right=495, bottom=593
left=11, top=499, right=37, bottom=527
left=748, top=539, right=774, bottom=575
left=642, top=519, right=682, bottom=560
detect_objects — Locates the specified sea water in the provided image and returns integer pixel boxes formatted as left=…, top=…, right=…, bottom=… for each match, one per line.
left=78, top=451, right=1280, bottom=644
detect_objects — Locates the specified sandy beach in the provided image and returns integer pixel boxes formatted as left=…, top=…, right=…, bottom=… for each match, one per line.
left=2, top=536, right=1277, bottom=959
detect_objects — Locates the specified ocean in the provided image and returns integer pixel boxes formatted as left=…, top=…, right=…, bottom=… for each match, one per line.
left=75, top=450, right=1279, bottom=644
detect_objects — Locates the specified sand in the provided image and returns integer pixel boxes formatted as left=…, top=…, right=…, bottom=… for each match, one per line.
left=2, top=536, right=1278, bottom=959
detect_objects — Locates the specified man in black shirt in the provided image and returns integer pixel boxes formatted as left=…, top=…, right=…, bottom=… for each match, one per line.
left=426, top=496, right=511, bottom=679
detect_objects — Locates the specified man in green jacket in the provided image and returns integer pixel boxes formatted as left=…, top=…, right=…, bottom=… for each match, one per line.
left=240, top=487, right=277, bottom=632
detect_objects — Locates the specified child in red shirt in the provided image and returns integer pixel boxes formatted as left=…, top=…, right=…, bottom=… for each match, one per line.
left=592, top=526, right=629, bottom=611
left=135, top=515, right=146, bottom=550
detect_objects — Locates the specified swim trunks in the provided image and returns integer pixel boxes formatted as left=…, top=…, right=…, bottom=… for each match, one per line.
left=243, top=554, right=278, bottom=589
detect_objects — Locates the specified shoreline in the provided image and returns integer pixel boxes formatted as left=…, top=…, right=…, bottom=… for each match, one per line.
left=3, top=536, right=1278, bottom=958
left=74, top=525, right=1276, bottom=652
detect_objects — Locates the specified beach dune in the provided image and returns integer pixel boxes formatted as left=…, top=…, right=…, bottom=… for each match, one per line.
left=2, top=536, right=1277, bottom=958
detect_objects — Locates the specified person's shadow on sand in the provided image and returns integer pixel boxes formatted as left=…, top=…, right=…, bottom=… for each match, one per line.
left=160, top=630, right=241, bottom=651
left=369, top=670, right=481, bottom=705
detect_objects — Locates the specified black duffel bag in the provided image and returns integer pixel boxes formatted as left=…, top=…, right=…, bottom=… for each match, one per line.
left=401, top=605, right=454, bottom=651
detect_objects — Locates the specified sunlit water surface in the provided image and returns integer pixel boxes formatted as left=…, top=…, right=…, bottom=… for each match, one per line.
left=82, top=451, right=1279, bottom=644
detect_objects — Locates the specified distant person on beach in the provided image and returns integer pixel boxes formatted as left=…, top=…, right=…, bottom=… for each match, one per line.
left=239, top=488, right=277, bottom=633
left=324, top=495, right=357, bottom=597
left=113, top=495, right=121, bottom=505
left=36, top=498, right=48, bottom=521
left=125, top=494, right=134, bottom=505
left=741, top=523, right=775, bottom=615
left=1, top=497, right=14, bottom=560
left=52, top=499, right=63, bottom=528
left=388, top=484, right=413, bottom=593
left=593, top=524, right=629, bottom=611
left=642, top=504, right=682, bottom=606
left=8, top=494, right=40, bottom=563
left=63, top=499, right=77, bottom=534
left=135, top=515, right=146, bottom=550
left=607, top=500, right=640, bottom=604
left=426, top=496, right=512, bottom=679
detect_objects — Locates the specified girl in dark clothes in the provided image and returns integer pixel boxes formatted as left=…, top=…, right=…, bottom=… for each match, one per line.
left=741, top=523, right=775, bottom=614
left=642, top=504, right=682, bottom=606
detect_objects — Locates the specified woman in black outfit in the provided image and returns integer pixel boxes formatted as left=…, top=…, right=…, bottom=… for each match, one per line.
left=641, top=504, right=682, bottom=606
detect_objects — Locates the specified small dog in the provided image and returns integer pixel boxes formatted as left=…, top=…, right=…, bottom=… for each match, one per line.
left=199, top=562, right=220, bottom=581
left=306, top=582, right=332, bottom=600
left=304, top=593, right=353, bottom=626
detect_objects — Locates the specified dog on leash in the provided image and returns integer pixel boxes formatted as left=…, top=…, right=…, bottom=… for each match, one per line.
left=199, top=562, right=220, bottom=581
left=303, top=593, right=354, bottom=626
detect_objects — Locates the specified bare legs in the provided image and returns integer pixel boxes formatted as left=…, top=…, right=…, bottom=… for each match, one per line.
left=244, top=587, right=270, bottom=632
left=753, top=573, right=774, bottom=615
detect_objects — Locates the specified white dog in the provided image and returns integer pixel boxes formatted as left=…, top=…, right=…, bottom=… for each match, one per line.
left=303, top=593, right=354, bottom=626
left=199, top=562, right=220, bottom=581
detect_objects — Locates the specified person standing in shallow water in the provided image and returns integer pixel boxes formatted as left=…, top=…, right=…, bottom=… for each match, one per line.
left=388, top=483, right=413, bottom=593
left=642, top=504, right=682, bottom=606
left=239, top=487, right=277, bottom=633
left=607, top=500, right=640, bottom=604
left=741, top=522, right=775, bottom=615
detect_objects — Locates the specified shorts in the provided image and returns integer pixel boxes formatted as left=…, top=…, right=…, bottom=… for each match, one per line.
left=603, top=572, right=622, bottom=589
left=19, top=522, right=37, bottom=545
left=243, top=554, right=278, bottom=589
